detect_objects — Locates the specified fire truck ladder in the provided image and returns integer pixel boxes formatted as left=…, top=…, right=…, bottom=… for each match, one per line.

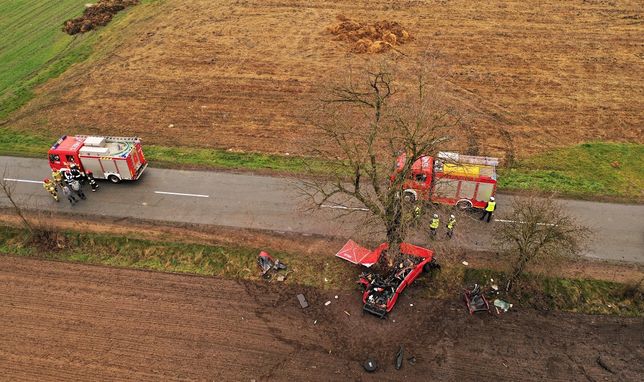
left=75, top=135, right=141, bottom=143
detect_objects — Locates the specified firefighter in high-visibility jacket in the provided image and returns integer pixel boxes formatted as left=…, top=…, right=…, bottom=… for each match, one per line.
left=43, top=178, right=59, bottom=202
left=446, top=214, right=456, bottom=239
left=480, top=196, right=496, bottom=223
left=51, top=170, right=63, bottom=187
left=430, top=214, right=440, bottom=238
left=414, top=205, right=422, bottom=219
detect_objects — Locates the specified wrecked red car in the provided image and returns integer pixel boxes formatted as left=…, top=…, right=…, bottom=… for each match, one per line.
left=336, top=240, right=438, bottom=318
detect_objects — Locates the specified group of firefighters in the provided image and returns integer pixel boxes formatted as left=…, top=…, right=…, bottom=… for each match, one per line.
left=416, top=196, right=497, bottom=240
left=42, top=164, right=99, bottom=205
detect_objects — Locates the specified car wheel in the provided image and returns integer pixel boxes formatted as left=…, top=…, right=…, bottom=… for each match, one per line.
left=107, top=175, right=121, bottom=184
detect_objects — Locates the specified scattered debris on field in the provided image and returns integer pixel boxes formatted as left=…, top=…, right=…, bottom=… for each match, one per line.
left=296, top=294, right=309, bottom=309
left=494, top=299, right=513, bottom=313
left=63, top=0, right=139, bottom=35
left=395, top=346, right=404, bottom=370
left=363, top=359, right=377, bottom=372
left=327, top=15, right=412, bottom=54
left=464, top=284, right=490, bottom=314
left=257, top=251, right=287, bottom=279
left=596, top=355, right=615, bottom=374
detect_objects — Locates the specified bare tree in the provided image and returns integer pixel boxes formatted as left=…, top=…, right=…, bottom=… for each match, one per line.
left=302, top=63, right=456, bottom=266
left=0, top=168, right=34, bottom=233
left=494, top=195, right=590, bottom=291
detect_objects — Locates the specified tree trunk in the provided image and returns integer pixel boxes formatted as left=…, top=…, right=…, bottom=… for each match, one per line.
left=384, top=201, right=404, bottom=268
left=506, top=254, right=529, bottom=292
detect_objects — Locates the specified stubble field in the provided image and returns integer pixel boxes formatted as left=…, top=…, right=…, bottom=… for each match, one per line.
left=10, top=0, right=643, bottom=158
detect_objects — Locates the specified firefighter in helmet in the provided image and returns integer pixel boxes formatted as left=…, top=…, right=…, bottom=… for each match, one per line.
left=86, top=170, right=99, bottom=192
left=446, top=214, right=456, bottom=239
left=51, top=170, right=63, bottom=187
left=43, top=178, right=59, bottom=202
left=430, top=214, right=440, bottom=238
left=480, top=196, right=496, bottom=223
left=69, top=163, right=83, bottom=182
left=62, top=169, right=74, bottom=183
left=413, top=204, right=422, bottom=219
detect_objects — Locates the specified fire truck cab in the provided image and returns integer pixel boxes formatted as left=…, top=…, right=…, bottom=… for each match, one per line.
left=397, top=151, right=499, bottom=210
left=48, top=135, right=148, bottom=183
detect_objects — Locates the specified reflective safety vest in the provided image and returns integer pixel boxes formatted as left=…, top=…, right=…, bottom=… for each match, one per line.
left=414, top=206, right=421, bottom=217
left=486, top=201, right=496, bottom=212
left=52, top=171, right=62, bottom=183
left=430, top=218, right=440, bottom=229
left=447, top=218, right=456, bottom=230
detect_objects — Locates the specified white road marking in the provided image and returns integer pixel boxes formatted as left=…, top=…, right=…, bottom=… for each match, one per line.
left=321, top=204, right=369, bottom=212
left=3, top=178, right=41, bottom=184
left=154, top=191, right=209, bottom=198
left=495, top=219, right=555, bottom=226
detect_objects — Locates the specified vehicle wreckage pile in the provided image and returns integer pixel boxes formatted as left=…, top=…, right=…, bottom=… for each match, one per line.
left=336, top=240, right=438, bottom=318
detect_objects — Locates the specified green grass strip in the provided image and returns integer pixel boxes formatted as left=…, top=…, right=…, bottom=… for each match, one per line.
left=498, top=142, right=643, bottom=199
left=0, top=225, right=641, bottom=316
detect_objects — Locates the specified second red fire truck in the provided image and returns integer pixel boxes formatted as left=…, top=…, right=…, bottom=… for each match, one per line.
left=396, top=151, right=499, bottom=210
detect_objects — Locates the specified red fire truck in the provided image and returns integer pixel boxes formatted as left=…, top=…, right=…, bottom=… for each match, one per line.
left=396, top=151, right=499, bottom=210
left=48, top=135, right=148, bottom=183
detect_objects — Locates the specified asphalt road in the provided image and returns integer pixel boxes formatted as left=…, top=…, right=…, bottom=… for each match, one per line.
left=1, top=156, right=642, bottom=264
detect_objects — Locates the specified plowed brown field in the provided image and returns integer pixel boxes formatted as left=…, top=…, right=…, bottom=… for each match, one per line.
left=13, top=0, right=643, bottom=157
left=1, top=255, right=642, bottom=381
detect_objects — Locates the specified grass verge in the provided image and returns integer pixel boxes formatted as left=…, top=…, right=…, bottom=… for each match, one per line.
left=0, top=128, right=332, bottom=174
left=422, top=266, right=642, bottom=317
left=498, top=142, right=643, bottom=200
left=1, top=224, right=641, bottom=316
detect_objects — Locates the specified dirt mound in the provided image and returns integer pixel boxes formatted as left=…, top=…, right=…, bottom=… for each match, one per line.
left=63, top=0, right=139, bottom=35
left=327, top=15, right=412, bottom=53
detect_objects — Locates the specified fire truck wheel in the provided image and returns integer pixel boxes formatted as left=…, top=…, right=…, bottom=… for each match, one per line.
left=402, top=191, right=416, bottom=203
left=107, top=175, right=121, bottom=184
left=456, top=200, right=472, bottom=211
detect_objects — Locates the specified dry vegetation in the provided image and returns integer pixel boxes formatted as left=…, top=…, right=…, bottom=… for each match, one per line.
left=10, top=0, right=643, bottom=159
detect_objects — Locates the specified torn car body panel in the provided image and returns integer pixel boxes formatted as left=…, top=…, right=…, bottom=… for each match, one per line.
left=335, top=240, right=380, bottom=267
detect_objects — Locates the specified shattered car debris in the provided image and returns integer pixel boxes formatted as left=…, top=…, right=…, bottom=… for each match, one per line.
left=336, top=240, right=438, bottom=318
left=464, top=284, right=490, bottom=314
left=257, top=251, right=287, bottom=278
